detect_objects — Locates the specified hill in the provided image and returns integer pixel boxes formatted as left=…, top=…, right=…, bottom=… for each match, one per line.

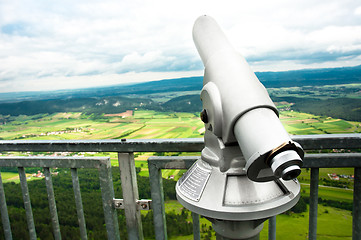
left=0, top=77, right=203, bottom=104
left=0, top=96, right=160, bottom=116
left=257, top=65, right=361, bottom=87
left=0, top=65, right=360, bottom=120
left=290, top=98, right=361, bottom=122
left=1, top=65, right=360, bottom=104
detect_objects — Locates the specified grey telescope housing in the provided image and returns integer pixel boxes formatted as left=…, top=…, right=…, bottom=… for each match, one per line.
left=194, top=15, right=303, bottom=181
left=176, top=15, right=304, bottom=239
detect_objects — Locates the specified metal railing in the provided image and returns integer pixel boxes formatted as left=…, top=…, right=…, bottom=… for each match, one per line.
left=0, top=156, right=119, bottom=240
left=0, top=133, right=360, bottom=240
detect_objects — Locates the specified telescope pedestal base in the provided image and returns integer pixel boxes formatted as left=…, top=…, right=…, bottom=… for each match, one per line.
left=209, top=218, right=265, bottom=240
left=216, top=233, right=260, bottom=240
left=176, top=132, right=301, bottom=240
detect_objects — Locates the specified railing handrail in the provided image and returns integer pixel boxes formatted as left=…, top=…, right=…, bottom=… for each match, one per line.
left=0, top=133, right=360, bottom=152
left=0, top=133, right=360, bottom=240
left=0, top=156, right=110, bottom=168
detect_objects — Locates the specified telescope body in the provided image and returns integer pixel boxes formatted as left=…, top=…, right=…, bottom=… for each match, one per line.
left=194, top=16, right=303, bottom=181
left=193, top=16, right=277, bottom=144
left=176, top=15, right=304, bottom=239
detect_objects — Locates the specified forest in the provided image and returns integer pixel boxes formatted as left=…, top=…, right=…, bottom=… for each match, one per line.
left=1, top=92, right=360, bottom=122
left=0, top=164, right=353, bottom=240
left=0, top=167, right=193, bottom=240
left=290, top=98, right=361, bottom=122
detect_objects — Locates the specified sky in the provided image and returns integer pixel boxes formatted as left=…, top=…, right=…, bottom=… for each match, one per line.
left=0, top=0, right=361, bottom=93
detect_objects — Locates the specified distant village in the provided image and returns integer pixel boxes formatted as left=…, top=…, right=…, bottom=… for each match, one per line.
left=32, top=170, right=59, bottom=178
left=0, top=151, right=98, bottom=180
left=17, top=127, right=95, bottom=139
left=328, top=173, right=354, bottom=181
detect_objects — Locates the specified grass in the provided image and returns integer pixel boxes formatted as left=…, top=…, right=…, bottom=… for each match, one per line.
left=0, top=110, right=359, bottom=141
left=298, top=168, right=355, bottom=186
left=0, top=172, right=19, bottom=182
left=0, top=109, right=358, bottom=239
left=300, top=184, right=353, bottom=203
left=1, top=109, right=358, bottom=189
left=280, top=111, right=360, bottom=135
left=0, top=171, right=40, bottom=183
left=166, top=200, right=352, bottom=240
left=260, top=205, right=352, bottom=240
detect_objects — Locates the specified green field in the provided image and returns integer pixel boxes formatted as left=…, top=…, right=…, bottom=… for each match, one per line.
left=1, top=109, right=359, bottom=184
left=261, top=205, right=352, bottom=240
left=301, top=184, right=353, bottom=202
left=0, top=171, right=38, bottom=184
left=298, top=168, right=355, bottom=183
left=0, top=111, right=204, bottom=140
left=0, top=110, right=359, bottom=141
left=0, top=109, right=358, bottom=239
left=280, top=111, right=360, bottom=135
left=164, top=200, right=352, bottom=240
left=0, top=172, right=19, bottom=183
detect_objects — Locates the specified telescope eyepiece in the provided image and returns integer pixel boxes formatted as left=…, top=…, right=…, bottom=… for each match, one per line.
left=281, top=165, right=301, bottom=181
left=269, top=150, right=302, bottom=180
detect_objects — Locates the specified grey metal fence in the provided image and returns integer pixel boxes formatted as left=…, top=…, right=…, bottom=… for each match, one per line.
left=148, top=152, right=361, bottom=240
left=0, top=133, right=360, bottom=240
left=0, top=156, right=120, bottom=240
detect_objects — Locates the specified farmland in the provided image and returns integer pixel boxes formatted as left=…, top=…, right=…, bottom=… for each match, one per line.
left=0, top=111, right=203, bottom=140
left=280, top=111, right=360, bottom=135
left=0, top=109, right=359, bottom=182
left=0, top=109, right=359, bottom=239
left=0, top=109, right=360, bottom=141
left=0, top=70, right=360, bottom=239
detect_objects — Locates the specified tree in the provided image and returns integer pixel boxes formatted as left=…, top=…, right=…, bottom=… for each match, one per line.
left=291, top=196, right=307, bottom=213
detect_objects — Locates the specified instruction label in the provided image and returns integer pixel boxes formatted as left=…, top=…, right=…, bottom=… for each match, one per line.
left=178, top=163, right=211, bottom=201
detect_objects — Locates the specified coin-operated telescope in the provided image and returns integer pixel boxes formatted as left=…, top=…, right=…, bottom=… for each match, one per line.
left=176, top=16, right=304, bottom=239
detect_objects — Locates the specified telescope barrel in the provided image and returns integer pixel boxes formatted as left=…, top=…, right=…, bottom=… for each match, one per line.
left=192, top=15, right=235, bottom=66
left=194, top=15, right=277, bottom=145
left=176, top=16, right=303, bottom=239
left=193, top=15, right=303, bottom=181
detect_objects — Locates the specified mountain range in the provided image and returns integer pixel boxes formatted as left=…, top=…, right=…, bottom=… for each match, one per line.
left=1, top=65, right=360, bottom=104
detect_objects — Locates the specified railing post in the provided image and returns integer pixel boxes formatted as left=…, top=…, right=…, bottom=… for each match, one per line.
left=98, top=159, right=121, bottom=240
left=44, top=167, right=62, bottom=240
left=192, top=212, right=200, bottom=240
left=148, top=161, right=167, bottom=240
left=268, top=216, right=276, bottom=240
left=118, top=152, right=144, bottom=240
left=309, top=168, right=319, bottom=240
left=18, top=167, right=37, bottom=240
left=353, top=167, right=361, bottom=240
left=0, top=171, right=12, bottom=240
left=70, top=168, right=88, bottom=240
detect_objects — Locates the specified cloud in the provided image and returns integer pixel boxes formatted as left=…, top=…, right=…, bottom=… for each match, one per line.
left=0, top=71, right=203, bottom=92
left=0, top=0, right=360, bottom=92
left=118, top=51, right=175, bottom=72
left=354, top=6, right=361, bottom=15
